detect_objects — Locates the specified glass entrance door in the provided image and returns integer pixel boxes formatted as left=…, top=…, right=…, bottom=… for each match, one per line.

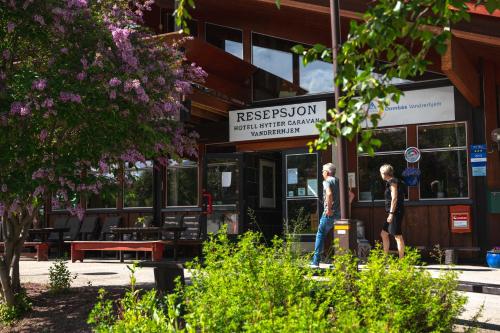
left=205, top=153, right=243, bottom=234
left=283, top=151, right=321, bottom=235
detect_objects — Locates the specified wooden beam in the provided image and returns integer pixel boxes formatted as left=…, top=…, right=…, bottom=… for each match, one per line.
left=441, top=37, right=480, bottom=107
left=452, top=29, right=500, bottom=47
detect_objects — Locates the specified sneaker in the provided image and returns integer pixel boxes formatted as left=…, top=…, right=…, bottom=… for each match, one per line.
left=309, top=263, right=319, bottom=269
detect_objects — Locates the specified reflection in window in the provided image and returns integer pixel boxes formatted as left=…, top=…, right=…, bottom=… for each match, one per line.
left=418, top=123, right=468, bottom=199
left=205, top=23, right=243, bottom=59
left=167, top=160, right=198, bottom=206
left=207, top=158, right=239, bottom=205
left=299, top=56, right=333, bottom=94
left=207, top=211, right=238, bottom=234
left=286, top=199, right=319, bottom=234
left=253, top=44, right=293, bottom=82
left=252, top=33, right=333, bottom=101
left=286, top=153, right=318, bottom=198
left=124, top=161, right=153, bottom=208
left=358, top=128, right=407, bottom=201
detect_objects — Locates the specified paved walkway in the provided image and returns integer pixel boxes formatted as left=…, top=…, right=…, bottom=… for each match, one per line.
left=19, top=260, right=500, bottom=331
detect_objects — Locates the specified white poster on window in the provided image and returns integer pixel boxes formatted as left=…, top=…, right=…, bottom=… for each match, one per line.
left=287, top=168, right=298, bottom=185
left=221, top=172, right=232, bottom=187
left=362, top=86, right=455, bottom=128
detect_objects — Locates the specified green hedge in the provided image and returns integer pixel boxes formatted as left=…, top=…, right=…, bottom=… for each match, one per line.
left=89, top=231, right=466, bottom=332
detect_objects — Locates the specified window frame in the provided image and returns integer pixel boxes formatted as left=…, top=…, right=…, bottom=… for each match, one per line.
left=165, top=160, right=199, bottom=208
left=356, top=126, right=408, bottom=202
left=416, top=121, right=470, bottom=200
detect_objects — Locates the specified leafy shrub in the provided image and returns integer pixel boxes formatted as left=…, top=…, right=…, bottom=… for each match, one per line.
left=0, top=290, right=32, bottom=325
left=48, top=258, right=77, bottom=293
left=88, top=263, right=182, bottom=333
left=89, top=231, right=467, bottom=332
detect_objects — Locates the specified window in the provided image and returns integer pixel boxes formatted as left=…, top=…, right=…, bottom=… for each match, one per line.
left=285, top=153, right=319, bottom=234
left=205, top=23, right=243, bottom=59
left=418, top=123, right=468, bottom=199
left=358, top=128, right=407, bottom=201
left=206, top=158, right=239, bottom=205
left=167, top=160, right=198, bottom=206
left=123, top=161, right=154, bottom=208
left=86, top=166, right=119, bottom=209
left=252, top=33, right=333, bottom=101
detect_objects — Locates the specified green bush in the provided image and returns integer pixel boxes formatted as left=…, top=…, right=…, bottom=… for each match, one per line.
left=89, top=231, right=467, bottom=332
left=48, top=258, right=77, bottom=293
left=87, top=263, right=182, bottom=333
left=0, top=289, right=32, bottom=325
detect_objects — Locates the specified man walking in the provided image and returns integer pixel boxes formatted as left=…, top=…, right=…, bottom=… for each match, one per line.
left=311, top=163, right=340, bottom=268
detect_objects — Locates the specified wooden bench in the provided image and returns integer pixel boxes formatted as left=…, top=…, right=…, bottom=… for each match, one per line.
left=69, top=241, right=168, bottom=262
left=0, top=242, right=49, bottom=261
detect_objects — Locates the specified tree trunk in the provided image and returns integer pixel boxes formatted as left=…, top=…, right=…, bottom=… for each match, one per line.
left=0, top=259, right=15, bottom=306
left=0, top=207, right=36, bottom=305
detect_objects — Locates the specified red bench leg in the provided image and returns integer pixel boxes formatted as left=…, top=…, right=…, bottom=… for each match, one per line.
left=152, top=243, right=165, bottom=262
left=71, top=244, right=85, bottom=263
left=36, top=243, right=49, bottom=261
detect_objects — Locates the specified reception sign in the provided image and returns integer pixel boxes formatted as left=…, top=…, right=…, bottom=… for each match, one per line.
left=363, top=86, right=455, bottom=127
left=229, top=101, right=327, bottom=142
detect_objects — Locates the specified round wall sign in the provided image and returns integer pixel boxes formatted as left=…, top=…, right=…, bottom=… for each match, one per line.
left=404, top=147, right=421, bottom=163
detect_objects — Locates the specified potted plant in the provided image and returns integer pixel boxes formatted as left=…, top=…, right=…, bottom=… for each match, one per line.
left=486, top=247, right=500, bottom=268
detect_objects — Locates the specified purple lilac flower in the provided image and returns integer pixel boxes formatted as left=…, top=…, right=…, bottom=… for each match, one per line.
left=109, top=77, right=121, bottom=87
left=60, top=47, right=69, bottom=54
left=32, top=78, right=47, bottom=91
left=33, top=186, right=45, bottom=197
left=10, top=102, right=30, bottom=116
left=1, top=184, right=7, bottom=192
left=0, top=202, right=5, bottom=217
left=42, top=98, right=54, bottom=108
left=7, top=22, right=15, bottom=33
left=67, top=0, right=87, bottom=8
left=76, top=72, right=86, bottom=81
left=109, top=90, right=116, bottom=100
left=39, top=129, right=48, bottom=142
left=60, top=91, right=82, bottom=103
left=33, top=14, right=45, bottom=25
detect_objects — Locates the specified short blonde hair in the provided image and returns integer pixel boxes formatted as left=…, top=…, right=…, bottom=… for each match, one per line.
left=379, top=164, right=394, bottom=176
left=322, top=163, right=336, bottom=176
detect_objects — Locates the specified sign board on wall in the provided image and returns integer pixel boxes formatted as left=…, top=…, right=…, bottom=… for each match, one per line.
left=363, top=86, right=455, bottom=127
left=470, top=144, right=487, bottom=177
left=229, top=101, right=327, bottom=142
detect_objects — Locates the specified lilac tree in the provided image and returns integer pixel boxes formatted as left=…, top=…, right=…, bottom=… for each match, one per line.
left=0, top=0, right=204, bottom=307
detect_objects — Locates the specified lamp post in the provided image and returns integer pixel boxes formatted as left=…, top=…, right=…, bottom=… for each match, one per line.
left=330, top=0, right=357, bottom=253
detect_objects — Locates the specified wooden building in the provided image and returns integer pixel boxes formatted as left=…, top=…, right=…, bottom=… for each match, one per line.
left=47, top=1, right=500, bottom=258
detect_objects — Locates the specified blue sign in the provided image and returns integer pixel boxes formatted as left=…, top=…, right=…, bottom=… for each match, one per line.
left=470, top=144, right=487, bottom=176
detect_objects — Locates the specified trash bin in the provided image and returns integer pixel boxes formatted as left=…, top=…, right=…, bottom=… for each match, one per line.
left=333, top=219, right=357, bottom=255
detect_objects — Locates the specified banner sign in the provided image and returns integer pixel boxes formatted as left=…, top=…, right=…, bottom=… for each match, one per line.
left=363, top=86, right=455, bottom=128
left=470, top=144, right=487, bottom=176
left=229, top=101, right=327, bottom=142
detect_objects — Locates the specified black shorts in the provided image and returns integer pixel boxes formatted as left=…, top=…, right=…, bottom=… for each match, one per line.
left=382, top=213, right=403, bottom=236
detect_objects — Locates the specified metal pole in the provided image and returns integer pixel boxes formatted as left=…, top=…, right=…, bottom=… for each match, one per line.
left=329, top=0, right=348, bottom=219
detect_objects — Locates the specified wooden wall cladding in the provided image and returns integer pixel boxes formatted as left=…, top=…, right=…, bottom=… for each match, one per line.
left=352, top=205, right=474, bottom=249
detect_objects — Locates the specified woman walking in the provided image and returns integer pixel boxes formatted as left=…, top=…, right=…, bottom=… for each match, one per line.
left=379, top=164, right=405, bottom=258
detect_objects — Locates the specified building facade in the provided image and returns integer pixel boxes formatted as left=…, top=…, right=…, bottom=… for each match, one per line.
left=47, top=0, right=500, bottom=257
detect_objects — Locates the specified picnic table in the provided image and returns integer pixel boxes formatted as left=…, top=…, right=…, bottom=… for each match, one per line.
left=29, top=227, right=69, bottom=258
left=110, top=225, right=187, bottom=261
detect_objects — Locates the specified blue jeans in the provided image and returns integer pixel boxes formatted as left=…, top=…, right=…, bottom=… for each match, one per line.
left=311, top=214, right=335, bottom=265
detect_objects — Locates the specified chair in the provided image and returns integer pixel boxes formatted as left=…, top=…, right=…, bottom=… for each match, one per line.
left=63, top=217, right=82, bottom=241
left=161, top=215, right=184, bottom=240
left=182, top=215, right=202, bottom=240
left=99, top=216, right=122, bottom=240
left=47, top=217, right=69, bottom=242
left=79, top=216, right=99, bottom=240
